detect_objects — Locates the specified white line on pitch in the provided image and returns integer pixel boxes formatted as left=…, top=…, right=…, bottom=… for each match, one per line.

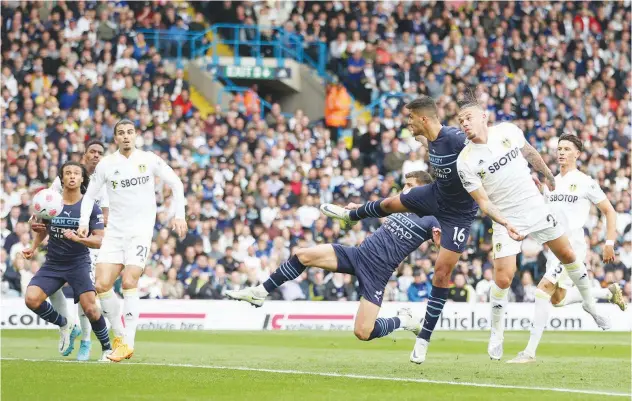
left=2, top=357, right=629, bottom=398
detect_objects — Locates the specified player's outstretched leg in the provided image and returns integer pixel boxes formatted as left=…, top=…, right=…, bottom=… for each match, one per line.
left=547, top=237, right=610, bottom=329
left=48, top=288, right=74, bottom=355
left=78, top=291, right=112, bottom=362
left=411, top=249, right=457, bottom=364
left=227, top=245, right=338, bottom=306
left=487, top=255, right=516, bottom=361
left=77, top=303, right=93, bottom=361
left=552, top=284, right=626, bottom=311
left=25, top=285, right=80, bottom=356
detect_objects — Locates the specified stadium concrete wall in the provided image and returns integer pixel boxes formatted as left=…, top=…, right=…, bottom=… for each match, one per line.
left=1, top=300, right=629, bottom=331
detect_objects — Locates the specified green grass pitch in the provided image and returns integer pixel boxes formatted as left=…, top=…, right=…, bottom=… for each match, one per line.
left=1, top=330, right=630, bottom=400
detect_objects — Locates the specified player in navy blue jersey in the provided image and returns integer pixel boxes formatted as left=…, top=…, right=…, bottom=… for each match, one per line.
left=321, top=96, right=478, bottom=363
left=227, top=171, right=440, bottom=342
left=22, top=161, right=113, bottom=361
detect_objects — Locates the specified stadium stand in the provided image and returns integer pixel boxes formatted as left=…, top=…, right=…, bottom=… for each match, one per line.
left=1, top=1, right=630, bottom=304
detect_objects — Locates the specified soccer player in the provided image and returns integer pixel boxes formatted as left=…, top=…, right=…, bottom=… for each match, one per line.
left=22, top=161, right=112, bottom=361
left=77, top=119, right=187, bottom=362
left=455, top=100, right=610, bottom=361
left=226, top=171, right=440, bottom=341
left=31, top=139, right=112, bottom=361
left=507, top=134, right=625, bottom=363
left=321, top=96, right=478, bottom=363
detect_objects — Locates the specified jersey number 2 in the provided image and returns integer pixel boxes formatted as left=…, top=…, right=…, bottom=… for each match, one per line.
left=547, top=214, right=558, bottom=227
left=453, top=227, right=466, bottom=243
left=136, top=245, right=148, bottom=261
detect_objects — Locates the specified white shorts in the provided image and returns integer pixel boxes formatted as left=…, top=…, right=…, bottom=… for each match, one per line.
left=492, top=206, right=565, bottom=259
left=96, top=233, right=153, bottom=269
left=543, top=228, right=586, bottom=289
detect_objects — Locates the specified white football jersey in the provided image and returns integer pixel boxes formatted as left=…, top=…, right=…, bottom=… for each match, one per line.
left=79, top=149, right=185, bottom=238
left=543, top=169, right=607, bottom=231
left=457, top=122, right=546, bottom=226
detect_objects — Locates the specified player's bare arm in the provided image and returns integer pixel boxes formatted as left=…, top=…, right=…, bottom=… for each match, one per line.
left=102, top=208, right=109, bottom=227
left=63, top=228, right=104, bottom=249
left=597, top=199, right=617, bottom=263
left=154, top=155, right=187, bottom=238
left=467, top=187, right=524, bottom=241
left=521, top=142, right=556, bottom=190
left=22, top=230, right=48, bottom=260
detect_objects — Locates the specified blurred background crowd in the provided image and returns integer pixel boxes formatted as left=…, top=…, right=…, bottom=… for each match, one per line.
left=1, top=1, right=630, bottom=304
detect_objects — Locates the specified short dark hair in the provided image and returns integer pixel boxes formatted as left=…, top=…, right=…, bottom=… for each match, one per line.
left=558, top=134, right=583, bottom=152
left=84, top=139, right=105, bottom=153
left=457, top=87, right=482, bottom=111
left=59, top=160, right=90, bottom=194
left=405, top=170, right=433, bottom=185
left=114, top=119, right=135, bottom=134
left=405, top=96, right=438, bottom=117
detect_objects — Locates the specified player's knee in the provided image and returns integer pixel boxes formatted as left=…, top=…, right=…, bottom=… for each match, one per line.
left=95, top=280, right=112, bottom=294
left=556, top=248, right=576, bottom=265
left=432, top=262, right=452, bottom=286
left=537, top=280, right=556, bottom=294
left=354, top=326, right=372, bottom=341
left=294, top=248, right=312, bottom=265
left=82, top=303, right=100, bottom=321
left=121, top=275, right=139, bottom=290
left=550, top=288, right=565, bottom=306
left=24, top=294, right=42, bottom=310
left=493, top=275, right=512, bottom=289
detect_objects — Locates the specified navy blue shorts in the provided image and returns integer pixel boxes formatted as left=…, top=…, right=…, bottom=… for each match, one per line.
left=29, top=258, right=95, bottom=304
left=332, top=244, right=392, bottom=307
left=400, top=184, right=476, bottom=253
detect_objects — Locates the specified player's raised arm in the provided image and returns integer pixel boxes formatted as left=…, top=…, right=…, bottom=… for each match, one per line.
left=78, top=162, right=106, bottom=237
left=152, top=154, right=187, bottom=238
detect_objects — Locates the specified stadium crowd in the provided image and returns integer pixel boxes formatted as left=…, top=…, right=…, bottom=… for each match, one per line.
left=1, top=1, right=631, bottom=304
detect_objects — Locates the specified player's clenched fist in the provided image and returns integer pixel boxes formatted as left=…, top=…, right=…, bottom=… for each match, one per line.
left=29, top=215, right=47, bottom=234
left=63, top=229, right=81, bottom=242
left=506, top=224, right=525, bottom=241
left=77, top=226, right=89, bottom=238
left=171, top=218, right=187, bottom=239
left=432, top=227, right=441, bottom=244
left=22, top=248, right=35, bottom=260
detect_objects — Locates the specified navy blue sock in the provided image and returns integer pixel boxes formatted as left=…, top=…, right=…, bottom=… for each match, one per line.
left=90, top=315, right=112, bottom=351
left=33, top=301, right=67, bottom=327
left=367, top=317, right=401, bottom=340
left=349, top=200, right=390, bottom=221
left=263, top=255, right=307, bottom=293
left=419, top=286, right=449, bottom=341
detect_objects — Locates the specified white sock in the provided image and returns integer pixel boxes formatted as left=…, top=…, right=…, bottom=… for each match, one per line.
left=563, top=261, right=597, bottom=313
left=490, top=282, right=509, bottom=334
left=524, top=289, right=552, bottom=357
left=554, top=286, right=611, bottom=307
left=49, top=289, right=69, bottom=326
left=592, top=286, right=612, bottom=300
left=77, top=303, right=92, bottom=341
left=98, top=289, right=125, bottom=338
left=123, top=288, right=140, bottom=349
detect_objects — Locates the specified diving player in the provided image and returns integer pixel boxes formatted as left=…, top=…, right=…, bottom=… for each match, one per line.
left=226, top=171, right=440, bottom=342
left=77, top=119, right=187, bottom=362
left=30, top=139, right=113, bottom=361
left=22, top=161, right=112, bottom=361
left=455, top=100, right=610, bottom=361
left=321, top=96, right=478, bottom=363
left=507, top=134, right=625, bottom=363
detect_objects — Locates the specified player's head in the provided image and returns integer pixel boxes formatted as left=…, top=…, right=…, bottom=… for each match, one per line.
left=59, top=161, right=90, bottom=194
left=557, top=134, right=582, bottom=168
left=405, top=96, right=440, bottom=140
left=403, top=170, right=433, bottom=192
left=457, top=95, right=488, bottom=141
left=83, top=139, right=105, bottom=170
left=113, top=119, right=137, bottom=152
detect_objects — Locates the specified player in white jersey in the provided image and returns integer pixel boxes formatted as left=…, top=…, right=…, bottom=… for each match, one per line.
left=77, top=119, right=187, bottom=362
left=30, top=140, right=113, bottom=361
left=507, top=134, right=626, bottom=364
left=455, top=100, right=609, bottom=361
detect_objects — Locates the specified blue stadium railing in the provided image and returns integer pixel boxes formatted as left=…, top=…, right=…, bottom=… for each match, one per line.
left=140, top=25, right=404, bottom=125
